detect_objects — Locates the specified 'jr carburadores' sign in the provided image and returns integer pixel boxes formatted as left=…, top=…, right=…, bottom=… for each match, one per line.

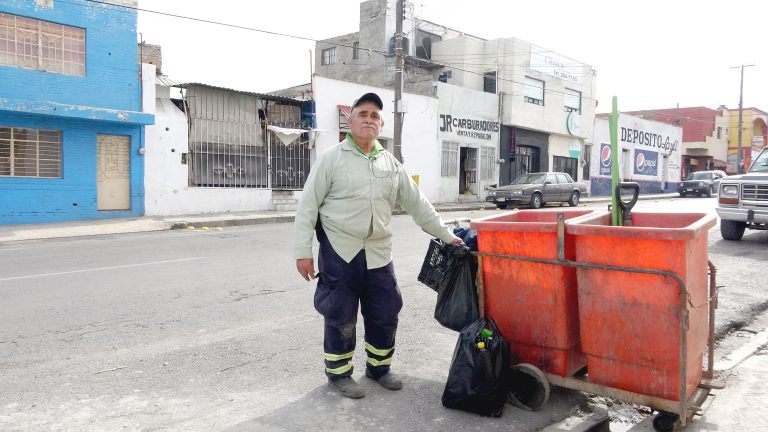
left=439, top=114, right=499, bottom=141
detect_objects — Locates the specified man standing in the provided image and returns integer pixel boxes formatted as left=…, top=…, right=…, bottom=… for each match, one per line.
left=294, top=92, right=462, bottom=399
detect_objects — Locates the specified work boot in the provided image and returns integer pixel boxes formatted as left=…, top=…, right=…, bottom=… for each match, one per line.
left=365, top=370, right=403, bottom=390
left=328, top=377, right=366, bottom=399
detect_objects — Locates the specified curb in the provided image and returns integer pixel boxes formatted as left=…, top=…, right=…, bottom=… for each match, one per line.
left=0, top=194, right=679, bottom=242
left=169, top=215, right=296, bottom=230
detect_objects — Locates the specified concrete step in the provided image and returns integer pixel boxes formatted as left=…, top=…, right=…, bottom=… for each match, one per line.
left=271, top=198, right=298, bottom=205
left=274, top=203, right=298, bottom=212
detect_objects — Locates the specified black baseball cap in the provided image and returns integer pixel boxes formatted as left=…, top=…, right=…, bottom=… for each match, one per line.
left=352, top=92, right=384, bottom=110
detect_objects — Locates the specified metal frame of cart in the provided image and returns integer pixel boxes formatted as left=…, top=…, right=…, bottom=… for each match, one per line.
left=472, top=213, right=723, bottom=428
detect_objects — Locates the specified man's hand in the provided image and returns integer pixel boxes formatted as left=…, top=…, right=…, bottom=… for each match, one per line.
left=296, top=258, right=316, bottom=281
left=450, top=236, right=464, bottom=246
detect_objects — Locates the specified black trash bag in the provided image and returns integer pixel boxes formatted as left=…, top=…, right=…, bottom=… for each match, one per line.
left=434, top=244, right=479, bottom=332
left=442, top=318, right=510, bottom=417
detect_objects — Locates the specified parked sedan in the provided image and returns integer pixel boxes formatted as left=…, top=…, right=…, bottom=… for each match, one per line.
left=486, top=172, right=588, bottom=209
left=678, top=170, right=727, bottom=197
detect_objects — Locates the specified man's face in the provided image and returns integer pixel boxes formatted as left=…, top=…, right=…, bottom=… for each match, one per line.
left=349, top=102, right=384, bottom=142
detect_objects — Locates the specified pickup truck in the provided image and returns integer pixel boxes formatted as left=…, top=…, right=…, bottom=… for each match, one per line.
left=716, top=147, right=768, bottom=240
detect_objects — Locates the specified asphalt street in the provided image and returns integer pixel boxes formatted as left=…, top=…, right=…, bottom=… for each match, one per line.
left=0, top=196, right=766, bottom=431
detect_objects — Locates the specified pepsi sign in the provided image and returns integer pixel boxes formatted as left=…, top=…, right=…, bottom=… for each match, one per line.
left=599, top=143, right=612, bottom=176
left=633, top=149, right=658, bottom=176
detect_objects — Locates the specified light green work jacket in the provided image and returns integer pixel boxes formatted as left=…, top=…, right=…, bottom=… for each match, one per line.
left=293, top=137, right=455, bottom=269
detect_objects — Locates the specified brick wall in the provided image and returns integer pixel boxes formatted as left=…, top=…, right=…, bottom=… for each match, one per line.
left=138, top=43, right=163, bottom=74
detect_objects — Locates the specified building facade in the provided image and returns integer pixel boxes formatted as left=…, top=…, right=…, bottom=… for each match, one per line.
left=313, top=0, right=597, bottom=202
left=144, top=79, right=311, bottom=216
left=437, top=37, right=596, bottom=191
left=623, top=107, right=729, bottom=179
left=590, top=114, right=682, bottom=195
left=311, top=75, right=446, bottom=202
left=724, top=107, right=767, bottom=173
left=0, top=0, right=154, bottom=224
left=436, top=83, right=498, bottom=203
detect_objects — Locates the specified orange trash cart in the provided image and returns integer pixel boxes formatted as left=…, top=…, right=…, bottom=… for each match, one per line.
left=471, top=210, right=722, bottom=428
left=566, top=211, right=715, bottom=401
left=470, top=209, right=596, bottom=377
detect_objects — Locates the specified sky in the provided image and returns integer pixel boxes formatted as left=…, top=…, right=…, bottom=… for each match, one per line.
left=136, top=0, right=767, bottom=113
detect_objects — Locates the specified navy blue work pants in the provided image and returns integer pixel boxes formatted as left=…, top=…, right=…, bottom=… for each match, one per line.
left=314, top=224, right=403, bottom=380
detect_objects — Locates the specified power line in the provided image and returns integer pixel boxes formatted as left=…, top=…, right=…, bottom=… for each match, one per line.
left=82, top=0, right=317, bottom=42
left=71, top=0, right=596, bottom=100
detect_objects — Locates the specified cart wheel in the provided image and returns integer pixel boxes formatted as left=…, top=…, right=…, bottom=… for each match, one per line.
left=507, top=363, right=550, bottom=411
left=652, top=411, right=680, bottom=432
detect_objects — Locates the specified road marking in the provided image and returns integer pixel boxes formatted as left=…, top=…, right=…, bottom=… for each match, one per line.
left=0, top=258, right=204, bottom=282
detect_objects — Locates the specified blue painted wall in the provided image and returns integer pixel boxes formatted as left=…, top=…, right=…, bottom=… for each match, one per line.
left=0, top=113, right=145, bottom=224
left=0, top=0, right=152, bottom=224
left=0, top=0, right=142, bottom=112
left=590, top=178, right=680, bottom=196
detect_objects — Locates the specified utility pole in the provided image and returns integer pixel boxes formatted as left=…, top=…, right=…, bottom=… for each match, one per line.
left=731, top=64, right=754, bottom=173
left=393, top=0, right=404, bottom=163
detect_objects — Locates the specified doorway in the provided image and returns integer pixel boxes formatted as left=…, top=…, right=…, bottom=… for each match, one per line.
left=515, top=145, right=540, bottom=177
left=459, top=147, right=478, bottom=195
left=97, top=134, right=131, bottom=211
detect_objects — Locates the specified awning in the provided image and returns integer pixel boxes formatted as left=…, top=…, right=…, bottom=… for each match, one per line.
left=338, top=105, right=352, bottom=118
left=267, top=125, right=306, bottom=145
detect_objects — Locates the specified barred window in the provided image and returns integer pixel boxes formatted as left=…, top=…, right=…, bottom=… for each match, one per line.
left=480, top=146, right=495, bottom=180
left=441, top=141, right=458, bottom=177
left=0, top=126, right=62, bottom=178
left=0, top=12, right=86, bottom=76
left=321, top=47, right=336, bottom=65
left=553, top=155, right=578, bottom=180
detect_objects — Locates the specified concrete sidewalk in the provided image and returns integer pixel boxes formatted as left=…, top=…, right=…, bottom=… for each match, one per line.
left=626, top=308, right=768, bottom=431
left=0, top=193, right=678, bottom=243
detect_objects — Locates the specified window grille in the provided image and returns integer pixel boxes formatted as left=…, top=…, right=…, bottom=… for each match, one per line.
left=0, top=12, right=85, bottom=76
left=523, top=76, right=544, bottom=106
left=0, top=126, right=62, bottom=178
left=270, top=132, right=309, bottom=190
left=352, top=42, right=359, bottom=60
left=480, top=146, right=495, bottom=180
left=185, top=86, right=309, bottom=190
left=441, top=141, right=458, bottom=177
left=322, top=47, right=336, bottom=65
left=553, top=155, right=578, bottom=180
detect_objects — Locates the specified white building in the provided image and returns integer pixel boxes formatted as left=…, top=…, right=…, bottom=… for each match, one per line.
left=431, top=37, right=595, bottom=189
left=590, top=114, right=682, bottom=195
left=144, top=75, right=309, bottom=216
left=313, top=0, right=597, bottom=203
left=312, top=75, right=443, bottom=202
left=436, top=83, right=498, bottom=203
